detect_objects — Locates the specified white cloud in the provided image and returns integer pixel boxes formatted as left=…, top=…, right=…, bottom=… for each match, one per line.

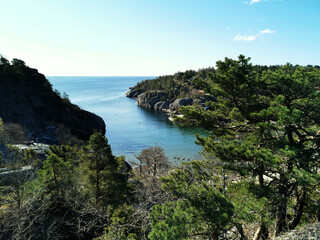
left=245, top=0, right=268, bottom=5
left=234, top=29, right=275, bottom=41
left=260, top=29, right=275, bottom=34
left=234, top=34, right=257, bottom=41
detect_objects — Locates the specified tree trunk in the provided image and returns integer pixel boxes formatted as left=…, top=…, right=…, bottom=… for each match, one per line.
left=253, top=226, right=261, bottom=240
left=253, top=222, right=268, bottom=240
left=289, top=187, right=306, bottom=230
left=254, top=166, right=269, bottom=240
left=235, top=223, right=247, bottom=240
left=260, top=224, right=269, bottom=240
left=96, top=159, right=100, bottom=205
left=318, top=197, right=320, bottom=221
left=276, top=182, right=288, bottom=235
left=210, top=233, right=219, bottom=240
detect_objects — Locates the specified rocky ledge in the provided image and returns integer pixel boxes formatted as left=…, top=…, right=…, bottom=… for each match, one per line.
left=273, top=223, right=320, bottom=240
left=126, top=89, right=216, bottom=115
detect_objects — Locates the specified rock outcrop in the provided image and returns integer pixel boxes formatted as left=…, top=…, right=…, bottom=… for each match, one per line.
left=273, top=223, right=320, bottom=240
left=125, top=67, right=218, bottom=115
left=169, top=98, right=194, bottom=112
left=136, top=91, right=168, bottom=109
left=154, top=101, right=170, bottom=111
left=125, top=89, right=143, bottom=98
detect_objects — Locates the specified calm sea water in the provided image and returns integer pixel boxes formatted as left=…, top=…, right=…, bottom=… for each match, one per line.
left=47, top=76, right=207, bottom=163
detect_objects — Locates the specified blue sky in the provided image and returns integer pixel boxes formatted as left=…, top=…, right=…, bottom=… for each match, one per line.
left=1, top=0, right=319, bottom=76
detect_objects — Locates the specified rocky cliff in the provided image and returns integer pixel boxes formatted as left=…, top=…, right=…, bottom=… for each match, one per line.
left=0, top=58, right=106, bottom=141
left=126, top=68, right=217, bottom=114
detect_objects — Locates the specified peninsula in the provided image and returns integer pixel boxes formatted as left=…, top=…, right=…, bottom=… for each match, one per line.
left=126, top=68, right=216, bottom=115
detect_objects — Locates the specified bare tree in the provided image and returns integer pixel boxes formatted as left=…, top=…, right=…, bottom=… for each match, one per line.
left=121, top=146, right=172, bottom=239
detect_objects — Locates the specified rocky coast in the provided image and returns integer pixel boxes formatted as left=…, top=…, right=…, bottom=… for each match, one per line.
left=126, top=89, right=216, bottom=118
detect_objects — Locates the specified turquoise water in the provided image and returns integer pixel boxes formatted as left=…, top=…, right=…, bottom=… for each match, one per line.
left=47, top=76, right=207, bottom=163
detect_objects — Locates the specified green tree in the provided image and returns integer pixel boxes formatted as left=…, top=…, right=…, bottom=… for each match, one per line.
left=11, top=58, right=26, bottom=67
left=38, top=145, right=78, bottom=197
left=0, top=117, right=3, bottom=167
left=83, top=131, right=128, bottom=207
left=0, top=55, right=9, bottom=65
left=177, top=56, right=320, bottom=237
left=191, top=77, right=209, bottom=91
left=149, top=161, right=234, bottom=240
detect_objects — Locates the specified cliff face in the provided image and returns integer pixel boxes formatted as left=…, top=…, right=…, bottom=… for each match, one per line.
left=0, top=59, right=106, bottom=141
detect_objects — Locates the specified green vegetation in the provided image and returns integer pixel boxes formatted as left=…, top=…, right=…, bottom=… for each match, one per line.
left=149, top=161, right=234, bottom=240
left=1, top=56, right=320, bottom=239
left=131, top=68, right=215, bottom=99
left=0, top=132, right=130, bottom=239
left=176, top=55, right=320, bottom=238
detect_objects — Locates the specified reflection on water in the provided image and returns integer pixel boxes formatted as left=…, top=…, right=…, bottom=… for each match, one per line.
left=48, top=76, right=208, bottom=162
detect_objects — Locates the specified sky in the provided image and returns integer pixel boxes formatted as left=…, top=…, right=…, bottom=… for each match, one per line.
left=1, top=0, right=320, bottom=76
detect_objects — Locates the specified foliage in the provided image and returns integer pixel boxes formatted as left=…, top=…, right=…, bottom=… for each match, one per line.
left=134, top=146, right=169, bottom=178
left=149, top=160, right=234, bottom=239
left=39, top=145, right=77, bottom=195
left=131, top=67, right=215, bottom=99
left=97, top=205, right=137, bottom=240
left=177, top=55, right=320, bottom=237
left=2, top=55, right=320, bottom=239
left=82, top=131, right=129, bottom=207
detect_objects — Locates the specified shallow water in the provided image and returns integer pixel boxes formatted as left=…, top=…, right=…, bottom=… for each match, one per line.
left=48, top=76, right=207, bottom=162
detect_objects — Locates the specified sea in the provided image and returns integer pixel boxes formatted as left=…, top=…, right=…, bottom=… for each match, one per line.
left=47, top=76, right=208, bottom=163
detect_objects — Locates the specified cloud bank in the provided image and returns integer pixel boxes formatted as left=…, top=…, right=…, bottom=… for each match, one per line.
left=234, top=29, right=275, bottom=41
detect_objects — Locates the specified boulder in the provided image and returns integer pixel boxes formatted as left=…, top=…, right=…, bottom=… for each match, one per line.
left=154, top=101, right=163, bottom=111
left=169, top=98, right=194, bottom=112
left=159, top=101, right=170, bottom=111
left=126, top=89, right=143, bottom=98
left=154, top=101, right=170, bottom=111
left=136, top=91, right=169, bottom=109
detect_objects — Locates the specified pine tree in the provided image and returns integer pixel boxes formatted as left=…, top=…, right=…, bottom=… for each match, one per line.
left=83, top=131, right=128, bottom=207
left=177, top=56, right=320, bottom=237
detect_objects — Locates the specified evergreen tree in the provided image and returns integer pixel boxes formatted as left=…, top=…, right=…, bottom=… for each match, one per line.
left=83, top=131, right=128, bottom=207
left=149, top=160, right=234, bottom=240
left=177, top=55, right=320, bottom=237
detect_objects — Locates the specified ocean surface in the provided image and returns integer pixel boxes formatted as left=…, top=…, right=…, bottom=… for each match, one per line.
left=47, top=76, right=207, bottom=163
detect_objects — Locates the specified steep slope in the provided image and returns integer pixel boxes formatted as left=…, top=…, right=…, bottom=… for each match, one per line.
left=0, top=57, right=105, bottom=141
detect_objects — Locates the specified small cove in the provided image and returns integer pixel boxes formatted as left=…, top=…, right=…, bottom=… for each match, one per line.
left=48, top=76, right=208, bottom=162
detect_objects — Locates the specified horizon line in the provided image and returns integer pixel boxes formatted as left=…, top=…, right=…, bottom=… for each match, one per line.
left=47, top=75, right=159, bottom=77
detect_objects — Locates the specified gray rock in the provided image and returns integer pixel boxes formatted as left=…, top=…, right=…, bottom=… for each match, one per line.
left=154, top=101, right=170, bottom=111
left=159, top=101, right=170, bottom=111
left=169, top=98, right=194, bottom=112
left=0, top=165, right=35, bottom=186
left=154, top=101, right=164, bottom=111
left=273, top=223, right=320, bottom=240
left=0, top=168, right=10, bottom=173
left=126, top=89, right=143, bottom=98
left=136, top=91, right=169, bottom=109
